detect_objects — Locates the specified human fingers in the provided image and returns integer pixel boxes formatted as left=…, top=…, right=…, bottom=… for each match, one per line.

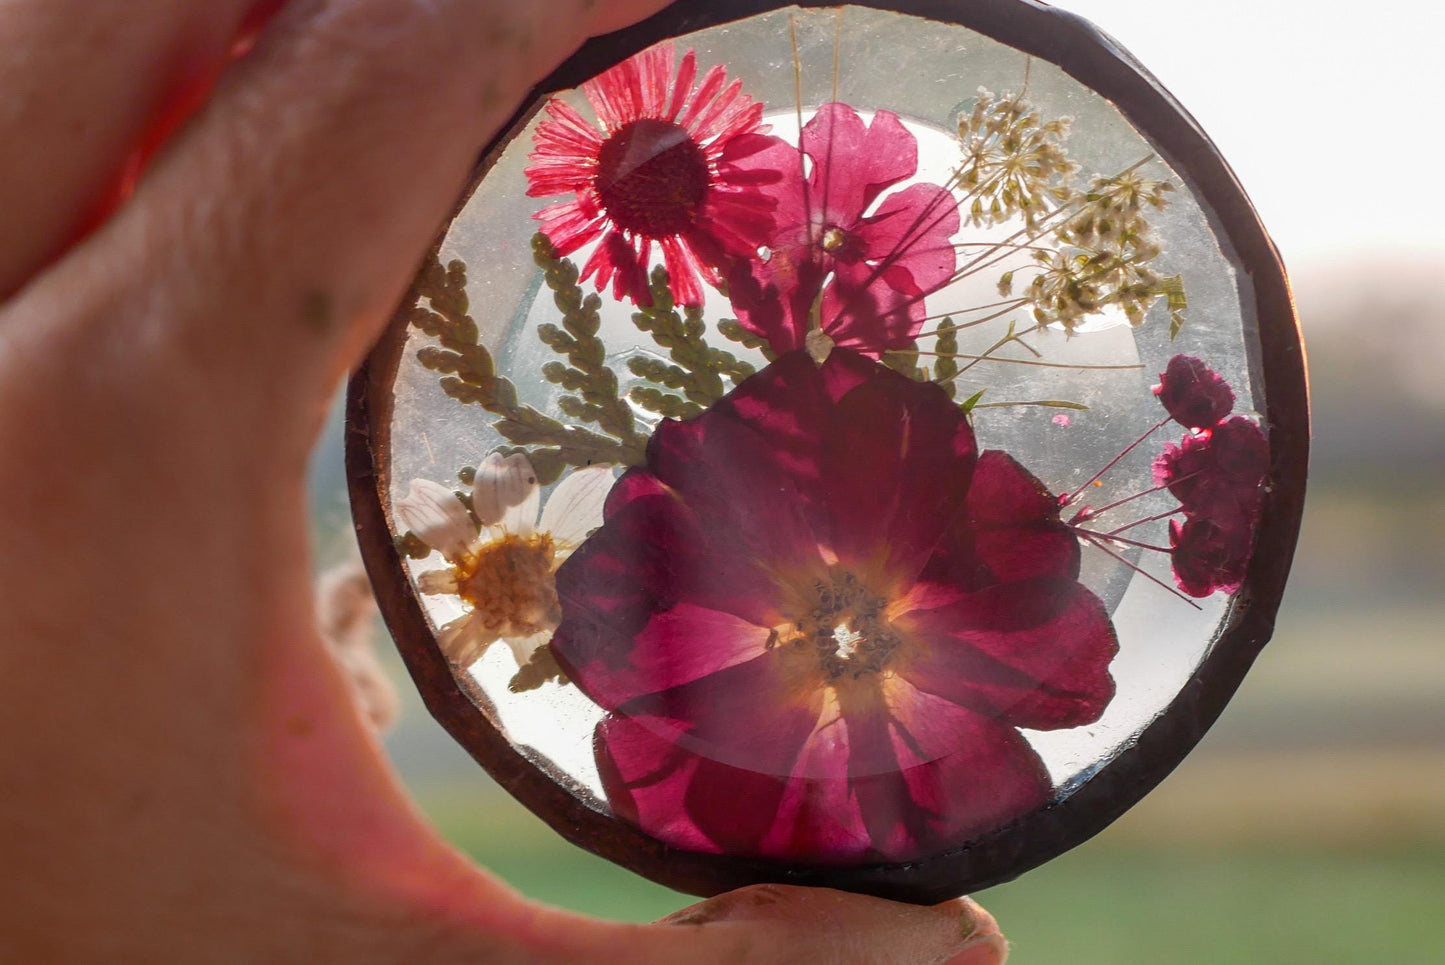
left=502, top=885, right=1008, bottom=965
left=0, top=0, right=265, bottom=296
left=5, top=0, right=676, bottom=470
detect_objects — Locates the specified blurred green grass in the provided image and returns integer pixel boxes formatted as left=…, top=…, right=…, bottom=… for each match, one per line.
left=420, top=786, right=1445, bottom=963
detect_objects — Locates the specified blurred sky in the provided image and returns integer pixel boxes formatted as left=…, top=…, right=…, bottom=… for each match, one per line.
left=1059, top=0, right=1445, bottom=267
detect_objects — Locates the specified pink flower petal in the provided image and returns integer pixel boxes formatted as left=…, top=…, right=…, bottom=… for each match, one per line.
left=850, top=182, right=961, bottom=296
left=816, top=366, right=976, bottom=591
left=894, top=580, right=1118, bottom=731
left=595, top=652, right=825, bottom=855
left=836, top=680, right=1053, bottom=862
left=801, top=104, right=917, bottom=223
left=664, top=49, right=697, bottom=122
left=821, top=259, right=927, bottom=356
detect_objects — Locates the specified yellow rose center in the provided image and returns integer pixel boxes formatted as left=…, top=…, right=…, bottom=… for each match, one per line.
left=771, top=571, right=902, bottom=681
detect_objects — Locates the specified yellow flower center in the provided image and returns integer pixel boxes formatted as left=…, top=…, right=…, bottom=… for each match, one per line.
left=455, top=533, right=560, bottom=637
left=820, top=226, right=850, bottom=253
left=772, top=571, right=902, bottom=681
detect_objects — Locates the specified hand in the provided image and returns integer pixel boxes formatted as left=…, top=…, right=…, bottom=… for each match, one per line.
left=0, top=3, right=1008, bottom=962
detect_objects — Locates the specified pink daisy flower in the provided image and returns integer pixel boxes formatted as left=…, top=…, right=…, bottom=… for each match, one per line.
left=526, top=43, right=789, bottom=307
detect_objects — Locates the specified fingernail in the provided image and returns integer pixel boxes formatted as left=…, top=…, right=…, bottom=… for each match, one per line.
left=958, top=899, right=979, bottom=941
left=947, top=899, right=1008, bottom=965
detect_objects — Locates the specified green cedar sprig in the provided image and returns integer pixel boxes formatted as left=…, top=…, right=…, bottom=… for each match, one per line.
left=509, top=644, right=569, bottom=693
left=717, top=318, right=778, bottom=362
left=628, top=267, right=757, bottom=411
left=411, top=250, right=645, bottom=486
left=532, top=235, right=648, bottom=453
left=933, top=317, right=959, bottom=399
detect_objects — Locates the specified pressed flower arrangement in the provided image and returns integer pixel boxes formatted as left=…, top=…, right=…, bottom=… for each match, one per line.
left=349, top=0, right=1308, bottom=903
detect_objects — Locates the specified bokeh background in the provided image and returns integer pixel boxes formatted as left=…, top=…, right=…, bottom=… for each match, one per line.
left=310, top=2, right=1445, bottom=961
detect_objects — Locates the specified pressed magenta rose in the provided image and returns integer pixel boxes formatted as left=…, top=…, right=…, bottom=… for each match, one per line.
left=725, top=103, right=961, bottom=359
left=550, top=350, right=1117, bottom=864
left=525, top=43, right=791, bottom=306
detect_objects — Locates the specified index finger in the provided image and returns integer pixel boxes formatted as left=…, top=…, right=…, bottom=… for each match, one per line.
left=0, top=0, right=263, bottom=297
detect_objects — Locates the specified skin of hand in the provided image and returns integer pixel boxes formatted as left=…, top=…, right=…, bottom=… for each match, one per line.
left=0, top=2, right=1010, bottom=963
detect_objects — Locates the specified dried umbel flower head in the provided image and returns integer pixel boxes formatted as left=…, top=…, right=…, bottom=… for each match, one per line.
left=1002, top=171, right=1182, bottom=334
left=957, top=87, right=1078, bottom=229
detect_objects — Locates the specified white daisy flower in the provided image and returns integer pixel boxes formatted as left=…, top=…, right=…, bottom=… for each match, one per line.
left=396, top=454, right=614, bottom=672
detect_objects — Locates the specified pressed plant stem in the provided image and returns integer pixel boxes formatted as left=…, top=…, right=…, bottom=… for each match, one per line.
left=1079, top=531, right=1201, bottom=609
left=1106, top=509, right=1183, bottom=536
left=1064, top=415, right=1172, bottom=504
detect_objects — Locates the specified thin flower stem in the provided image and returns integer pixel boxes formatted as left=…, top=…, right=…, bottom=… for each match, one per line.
left=884, top=154, right=1161, bottom=322
left=914, top=298, right=1024, bottom=334
left=1069, top=480, right=1173, bottom=524
left=1081, top=531, right=1172, bottom=554
left=958, top=324, right=1028, bottom=377
left=832, top=8, right=842, bottom=104
left=1106, top=509, right=1183, bottom=537
left=895, top=350, right=1143, bottom=372
left=973, top=400, right=1088, bottom=410
left=790, top=15, right=815, bottom=250
left=950, top=241, right=1056, bottom=255
left=1079, top=532, right=1202, bottom=609
left=1064, top=415, right=1171, bottom=504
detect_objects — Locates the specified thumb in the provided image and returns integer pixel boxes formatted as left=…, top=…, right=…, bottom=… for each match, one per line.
left=514, top=885, right=1008, bottom=965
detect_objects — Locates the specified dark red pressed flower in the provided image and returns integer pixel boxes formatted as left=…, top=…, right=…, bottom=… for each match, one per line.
left=1169, top=516, right=1252, bottom=597
left=550, top=350, right=1117, bottom=864
left=725, top=104, right=961, bottom=359
left=1153, top=355, right=1235, bottom=430
left=526, top=44, right=790, bottom=306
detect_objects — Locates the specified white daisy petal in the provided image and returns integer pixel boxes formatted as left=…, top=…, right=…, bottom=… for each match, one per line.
left=416, top=569, right=460, bottom=596
left=501, top=630, right=551, bottom=668
left=502, top=456, right=542, bottom=537
left=473, top=453, right=539, bottom=531
left=438, top=615, right=498, bottom=668
left=396, top=479, right=474, bottom=562
left=538, top=465, right=615, bottom=548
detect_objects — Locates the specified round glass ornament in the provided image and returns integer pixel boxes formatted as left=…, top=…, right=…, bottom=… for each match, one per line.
left=347, top=0, right=1309, bottom=904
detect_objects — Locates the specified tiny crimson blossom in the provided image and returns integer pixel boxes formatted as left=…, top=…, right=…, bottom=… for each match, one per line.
left=1168, top=516, right=1252, bottom=598
left=1152, top=354, right=1235, bottom=430
left=397, top=455, right=614, bottom=669
left=550, top=350, right=1116, bottom=864
left=525, top=43, right=790, bottom=307
left=1147, top=355, right=1269, bottom=597
left=1153, top=416, right=1269, bottom=526
left=726, top=103, right=961, bottom=359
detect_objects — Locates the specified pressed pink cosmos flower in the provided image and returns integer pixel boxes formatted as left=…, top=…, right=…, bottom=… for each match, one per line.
left=1152, top=355, right=1235, bottom=430
left=549, top=351, right=1116, bottom=864
left=526, top=43, right=790, bottom=307
left=726, top=103, right=961, bottom=359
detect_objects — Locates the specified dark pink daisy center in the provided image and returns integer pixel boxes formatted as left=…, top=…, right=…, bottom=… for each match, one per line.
left=771, top=570, right=902, bottom=681
left=595, top=118, right=711, bottom=238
